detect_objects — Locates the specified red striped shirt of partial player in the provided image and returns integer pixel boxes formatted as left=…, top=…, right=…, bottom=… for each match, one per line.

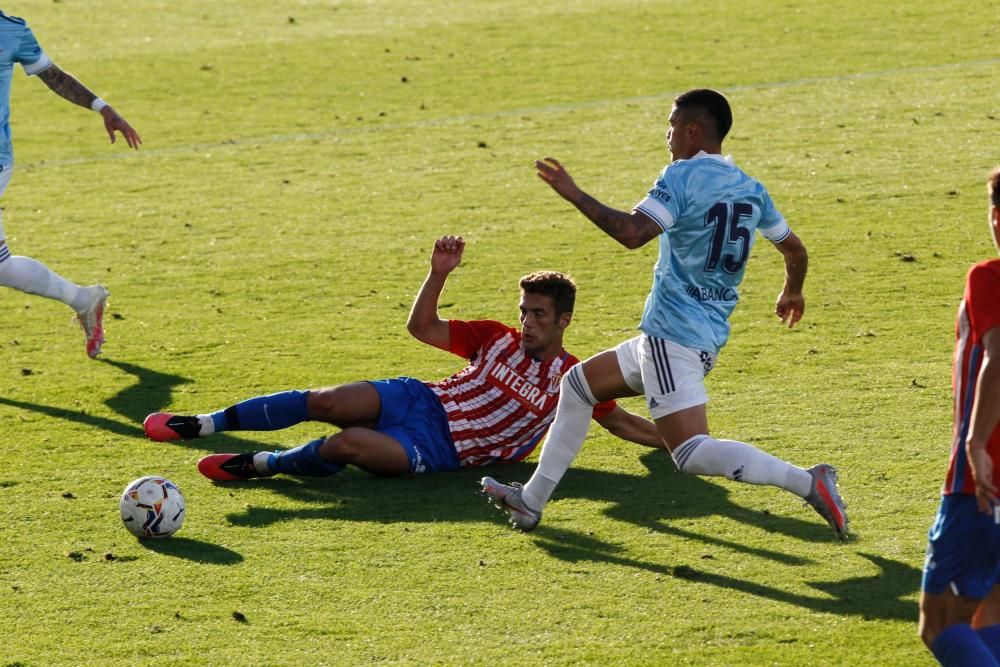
left=945, top=259, right=1000, bottom=495
left=429, top=320, right=614, bottom=466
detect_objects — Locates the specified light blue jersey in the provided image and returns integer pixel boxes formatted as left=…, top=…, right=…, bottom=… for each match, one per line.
left=0, top=12, right=51, bottom=166
left=633, top=151, right=791, bottom=354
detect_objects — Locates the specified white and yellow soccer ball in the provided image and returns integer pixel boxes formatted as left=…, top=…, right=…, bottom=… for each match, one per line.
left=119, top=476, right=186, bottom=539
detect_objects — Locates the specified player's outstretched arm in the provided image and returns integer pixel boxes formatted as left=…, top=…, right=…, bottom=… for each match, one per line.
left=535, top=157, right=661, bottom=250
left=595, top=405, right=665, bottom=449
left=968, top=327, right=1000, bottom=514
left=772, top=231, right=808, bottom=328
left=37, top=64, right=141, bottom=149
left=406, top=235, right=464, bottom=350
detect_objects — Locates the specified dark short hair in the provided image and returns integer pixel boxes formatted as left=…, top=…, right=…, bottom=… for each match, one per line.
left=519, top=271, right=576, bottom=317
left=674, top=88, right=733, bottom=141
left=989, top=166, right=1000, bottom=208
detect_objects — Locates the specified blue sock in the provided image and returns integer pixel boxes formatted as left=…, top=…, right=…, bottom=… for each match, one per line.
left=977, top=625, right=1000, bottom=660
left=269, top=438, right=346, bottom=477
left=211, top=390, right=311, bottom=432
left=932, top=623, right=1000, bottom=666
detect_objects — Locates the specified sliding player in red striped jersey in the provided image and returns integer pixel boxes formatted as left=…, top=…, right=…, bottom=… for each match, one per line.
left=143, top=235, right=662, bottom=480
left=919, top=167, right=1000, bottom=667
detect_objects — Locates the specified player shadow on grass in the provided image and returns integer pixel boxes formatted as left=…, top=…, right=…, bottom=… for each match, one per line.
left=0, top=359, right=189, bottom=439
left=532, top=526, right=918, bottom=621
left=0, top=394, right=144, bottom=438
left=99, top=358, right=284, bottom=455
left=0, top=359, right=283, bottom=456
left=100, top=359, right=193, bottom=424
left=217, top=451, right=920, bottom=620
left=223, top=451, right=837, bottom=556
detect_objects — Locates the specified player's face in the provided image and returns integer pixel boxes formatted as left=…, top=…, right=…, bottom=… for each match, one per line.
left=666, top=106, right=697, bottom=161
left=518, top=292, right=570, bottom=358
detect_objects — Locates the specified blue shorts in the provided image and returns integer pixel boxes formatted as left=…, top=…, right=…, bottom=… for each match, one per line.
left=922, top=494, right=1000, bottom=598
left=369, top=377, right=459, bottom=474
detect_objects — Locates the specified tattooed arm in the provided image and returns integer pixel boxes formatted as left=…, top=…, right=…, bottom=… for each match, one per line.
left=534, top=156, right=661, bottom=249
left=36, top=63, right=142, bottom=149
left=37, top=64, right=98, bottom=109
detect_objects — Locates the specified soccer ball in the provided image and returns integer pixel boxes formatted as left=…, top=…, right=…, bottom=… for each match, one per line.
left=119, top=476, right=186, bottom=539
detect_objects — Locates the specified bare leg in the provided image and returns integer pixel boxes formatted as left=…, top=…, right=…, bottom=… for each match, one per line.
left=919, top=589, right=983, bottom=648
left=580, top=349, right=641, bottom=402
left=974, top=586, right=1000, bottom=628
left=307, top=382, right=383, bottom=427
left=318, top=427, right=412, bottom=477
left=653, top=404, right=710, bottom=451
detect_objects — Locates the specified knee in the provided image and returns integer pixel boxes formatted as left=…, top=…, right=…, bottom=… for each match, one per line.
left=318, top=429, right=364, bottom=462
left=918, top=618, right=939, bottom=650
left=918, top=598, right=950, bottom=650
left=306, top=388, right=339, bottom=421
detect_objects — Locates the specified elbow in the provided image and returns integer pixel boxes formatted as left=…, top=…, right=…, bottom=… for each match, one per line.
left=780, top=244, right=808, bottom=274
left=407, top=316, right=442, bottom=345
left=796, top=247, right=810, bottom=273
left=783, top=237, right=808, bottom=262
left=407, top=327, right=427, bottom=344
left=789, top=249, right=808, bottom=272
left=621, top=222, right=657, bottom=250
left=406, top=317, right=424, bottom=341
left=619, top=233, right=650, bottom=251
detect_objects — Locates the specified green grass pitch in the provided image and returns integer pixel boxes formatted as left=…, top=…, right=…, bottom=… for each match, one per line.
left=1, top=1, right=997, bottom=664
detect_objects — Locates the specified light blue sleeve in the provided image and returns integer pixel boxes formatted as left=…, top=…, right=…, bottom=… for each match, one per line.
left=756, top=187, right=791, bottom=242
left=14, top=23, right=50, bottom=75
left=633, top=164, right=685, bottom=231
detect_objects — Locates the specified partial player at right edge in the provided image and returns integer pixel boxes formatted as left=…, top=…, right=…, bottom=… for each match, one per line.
left=482, top=88, right=848, bottom=540
left=918, top=168, right=1000, bottom=666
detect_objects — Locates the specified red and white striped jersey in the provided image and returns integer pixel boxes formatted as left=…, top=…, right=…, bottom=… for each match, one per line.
left=944, top=259, right=1000, bottom=495
left=427, top=319, right=616, bottom=467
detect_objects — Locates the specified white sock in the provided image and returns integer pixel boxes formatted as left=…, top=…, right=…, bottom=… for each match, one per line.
left=252, top=452, right=273, bottom=474
left=196, top=415, right=215, bottom=436
left=0, top=254, right=89, bottom=311
left=521, top=365, right=597, bottom=511
left=671, top=435, right=813, bottom=498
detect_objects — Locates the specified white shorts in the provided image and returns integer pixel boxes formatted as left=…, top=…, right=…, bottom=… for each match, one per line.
left=0, top=165, right=11, bottom=240
left=614, top=334, right=717, bottom=420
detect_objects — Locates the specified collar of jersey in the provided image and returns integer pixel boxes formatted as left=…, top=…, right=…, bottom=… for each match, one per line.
left=690, top=150, right=734, bottom=165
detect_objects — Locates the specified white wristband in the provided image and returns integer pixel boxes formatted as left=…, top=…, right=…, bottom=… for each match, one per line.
left=90, top=97, right=108, bottom=113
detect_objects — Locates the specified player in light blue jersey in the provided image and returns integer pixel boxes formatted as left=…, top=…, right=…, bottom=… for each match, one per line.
left=482, top=89, right=848, bottom=539
left=633, top=146, right=791, bottom=354
left=0, top=10, right=140, bottom=358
